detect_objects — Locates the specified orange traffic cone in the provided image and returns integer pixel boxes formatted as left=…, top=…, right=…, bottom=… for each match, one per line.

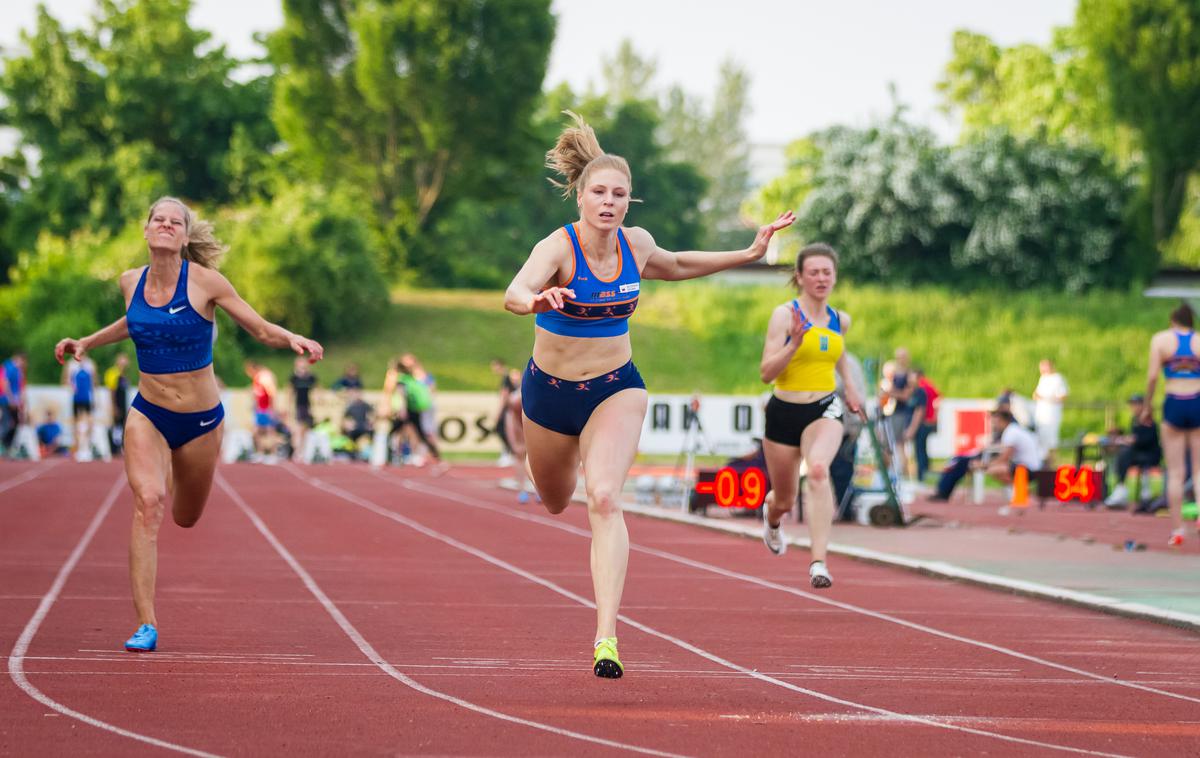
left=1011, top=465, right=1029, bottom=508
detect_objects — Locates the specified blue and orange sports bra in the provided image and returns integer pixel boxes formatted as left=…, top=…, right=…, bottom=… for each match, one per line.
left=126, top=259, right=215, bottom=374
left=1164, top=330, right=1200, bottom=379
left=535, top=224, right=640, bottom=338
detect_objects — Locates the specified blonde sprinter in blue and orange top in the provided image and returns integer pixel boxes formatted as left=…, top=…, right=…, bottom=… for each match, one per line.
left=759, top=244, right=864, bottom=589
left=505, top=112, right=794, bottom=678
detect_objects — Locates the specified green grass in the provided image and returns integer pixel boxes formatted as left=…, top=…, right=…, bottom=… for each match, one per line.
left=253, top=281, right=1167, bottom=437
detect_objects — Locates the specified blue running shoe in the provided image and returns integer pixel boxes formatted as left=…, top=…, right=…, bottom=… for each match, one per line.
left=124, top=624, right=157, bottom=652
left=517, top=490, right=531, bottom=504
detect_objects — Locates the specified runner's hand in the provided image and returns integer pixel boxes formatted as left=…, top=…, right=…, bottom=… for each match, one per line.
left=787, top=307, right=811, bottom=345
left=54, top=338, right=85, bottom=364
left=529, top=287, right=575, bottom=314
left=290, top=334, right=324, bottom=362
left=748, top=210, right=796, bottom=260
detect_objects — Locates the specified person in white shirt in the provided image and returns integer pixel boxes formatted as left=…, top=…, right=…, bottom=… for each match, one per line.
left=1033, top=358, right=1068, bottom=454
left=979, top=409, right=1043, bottom=483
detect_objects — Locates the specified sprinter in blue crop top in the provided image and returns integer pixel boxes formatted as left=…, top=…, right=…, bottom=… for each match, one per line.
left=55, top=196, right=323, bottom=653
left=504, top=111, right=795, bottom=678
left=1144, top=301, right=1200, bottom=548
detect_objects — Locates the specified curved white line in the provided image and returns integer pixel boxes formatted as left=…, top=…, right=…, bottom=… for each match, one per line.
left=7, top=474, right=221, bottom=758
left=299, top=467, right=1126, bottom=757
left=216, top=474, right=686, bottom=758
left=0, top=460, right=58, bottom=496
left=396, top=473, right=1200, bottom=706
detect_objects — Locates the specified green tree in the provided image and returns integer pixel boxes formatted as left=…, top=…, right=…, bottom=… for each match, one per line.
left=747, top=117, right=1133, bottom=291
left=0, top=0, right=275, bottom=251
left=267, top=0, right=555, bottom=280
left=663, top=60, right=754, bottom=250
left=1077, top=0, right=1200, bottom=245
left=220, top=185, right=389, bottom=342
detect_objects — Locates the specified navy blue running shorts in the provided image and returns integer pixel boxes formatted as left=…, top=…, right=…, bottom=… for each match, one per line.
left=520, top=358, right=645, bottom=437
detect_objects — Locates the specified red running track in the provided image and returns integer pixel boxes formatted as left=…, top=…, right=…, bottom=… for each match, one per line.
left=2, top=459, right=1199, bottom=757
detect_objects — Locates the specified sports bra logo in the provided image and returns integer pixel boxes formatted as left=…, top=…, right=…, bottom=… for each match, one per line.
left=820, top=335, right=829, bottom=351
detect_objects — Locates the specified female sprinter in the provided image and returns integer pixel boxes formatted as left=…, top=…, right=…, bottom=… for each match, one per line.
left=505, top=112, right=794, bottom=678
left=55, top=197, right=323, bottom=652
left=758, top=243, right=864, bottom=588
left=1142, top=301, right=1200, bottom=547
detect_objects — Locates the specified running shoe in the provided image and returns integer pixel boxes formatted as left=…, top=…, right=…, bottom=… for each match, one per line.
left=762, top=504, right=786, bottom=556
left=517, top=490, right=531, bottom=504
left=1168, top=528, right=1185, bottom=548
left=124, top=624, right=157, bottom=652
left=809, top=561, right=833, bottom=589
left=593, top=637, right=623, bottom=679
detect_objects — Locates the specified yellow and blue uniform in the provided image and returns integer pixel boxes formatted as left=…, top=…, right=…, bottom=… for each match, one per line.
left=1163, top=330, right=1200, bottom=429
left=126, top=260, right=224, bottom=448
left=523, top=224, right=646, bottom=436
left=765, top=302, right=846, bottom=446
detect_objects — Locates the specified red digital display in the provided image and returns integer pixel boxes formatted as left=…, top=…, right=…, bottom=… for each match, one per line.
left=694, top=466, right=768, bottom=509
left=1054, top=466, right=1100, bottom=503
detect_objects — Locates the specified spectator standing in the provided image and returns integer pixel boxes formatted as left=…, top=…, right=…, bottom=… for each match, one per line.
left=105, top=354, right=131, bottom=454
left=64, top=355, right=98, bottom=457
left=289, top=357, right=318, bottom=459
left=245, top=360, right=278, bottom=458
left=341, top=388, right=374, bottom=452
left=1033, top=358, right=1069, bottom=455
left=906, top=368, right=940, bottom=483
left=490, top=358, right=517, bottom=464
left=0, top=352, right=26, bottom=454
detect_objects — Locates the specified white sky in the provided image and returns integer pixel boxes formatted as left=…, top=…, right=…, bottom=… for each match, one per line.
left=3, top=0, right=1077, bottom=149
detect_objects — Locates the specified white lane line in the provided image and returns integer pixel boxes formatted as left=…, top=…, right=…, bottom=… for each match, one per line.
left=300, top=467, right=1126, bottom=758
left=0, top=460, right=57, bottom=496
left=397, top=473, right=1200, bottom=707
left=216, top=473, right=687, bottom=758
left=7, top=474, right=221, bottom=758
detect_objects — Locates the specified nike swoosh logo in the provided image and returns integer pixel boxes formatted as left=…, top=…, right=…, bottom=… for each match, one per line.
left=168, top=305, right=187, bottom=314
left=199, top=418, right=217, bottom=427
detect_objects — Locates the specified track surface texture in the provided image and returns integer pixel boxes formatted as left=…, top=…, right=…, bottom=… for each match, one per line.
left=3, top=460, right=1199, bottom=757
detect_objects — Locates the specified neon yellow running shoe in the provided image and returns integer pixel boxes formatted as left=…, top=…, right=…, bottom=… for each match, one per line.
left=593, top=637, right=623, bottom=679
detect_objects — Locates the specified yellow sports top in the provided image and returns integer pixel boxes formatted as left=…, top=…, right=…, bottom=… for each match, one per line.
left=774, top=302, right=844, bottom=393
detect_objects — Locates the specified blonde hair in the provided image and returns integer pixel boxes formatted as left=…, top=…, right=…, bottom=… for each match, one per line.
left=791, top=242, right=839, bottom=291
left=545, top=111, right=632, bottom=199
left=146, top=196, right=226, bottom=269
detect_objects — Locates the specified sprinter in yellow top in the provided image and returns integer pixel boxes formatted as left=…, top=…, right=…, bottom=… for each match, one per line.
left=758, top=243, right=864, bottom=589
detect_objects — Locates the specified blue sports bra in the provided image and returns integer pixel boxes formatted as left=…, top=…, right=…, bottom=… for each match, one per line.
left=535, top=224, right=640, bottom=338
left=126, top=259, right=215, bottom=374
left=1164, top=330, right=1200, bottom=379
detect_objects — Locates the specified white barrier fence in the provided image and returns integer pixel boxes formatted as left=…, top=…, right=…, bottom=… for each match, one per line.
left=10, top=386, right=1000, bottom=460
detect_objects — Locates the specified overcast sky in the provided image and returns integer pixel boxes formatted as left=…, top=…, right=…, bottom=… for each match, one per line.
left=3, top=0, right=1077, bottom=148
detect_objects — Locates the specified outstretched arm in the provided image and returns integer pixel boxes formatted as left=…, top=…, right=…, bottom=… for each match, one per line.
left=209, top=271, right=323, bottom=361
left=55, top=317, right=130, bottom=365
left=641, top=211, right=795, bottom=281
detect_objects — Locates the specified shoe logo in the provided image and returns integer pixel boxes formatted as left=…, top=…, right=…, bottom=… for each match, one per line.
left=199, top=418, right=217, bottom=427
left=168, top=305, right=187, bottom=314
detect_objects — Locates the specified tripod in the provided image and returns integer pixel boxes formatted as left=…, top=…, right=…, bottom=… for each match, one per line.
left=675, top=397, right=712, bottom=509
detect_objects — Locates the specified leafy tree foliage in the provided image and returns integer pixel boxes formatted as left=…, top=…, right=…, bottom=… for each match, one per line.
left=1077, top=0, right=1200, bottom=244
left=750, top=116, right=1133, bottom=292
left=0, top=0, right=275, bottom=253
left=220, top=186, right=389, bottom=342
left=267, top=0, right=555, bottom=279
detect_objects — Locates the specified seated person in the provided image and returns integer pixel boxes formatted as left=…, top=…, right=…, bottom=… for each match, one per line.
left=930, top=409, right=1041, bottom=501
left=1104, top=394, right=1162, bottom=506
left=341, top=389, right=374, bottom=447
left=36, top=409, right=68, bottom=456
left=977, top=409, right=1043, bottom=484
